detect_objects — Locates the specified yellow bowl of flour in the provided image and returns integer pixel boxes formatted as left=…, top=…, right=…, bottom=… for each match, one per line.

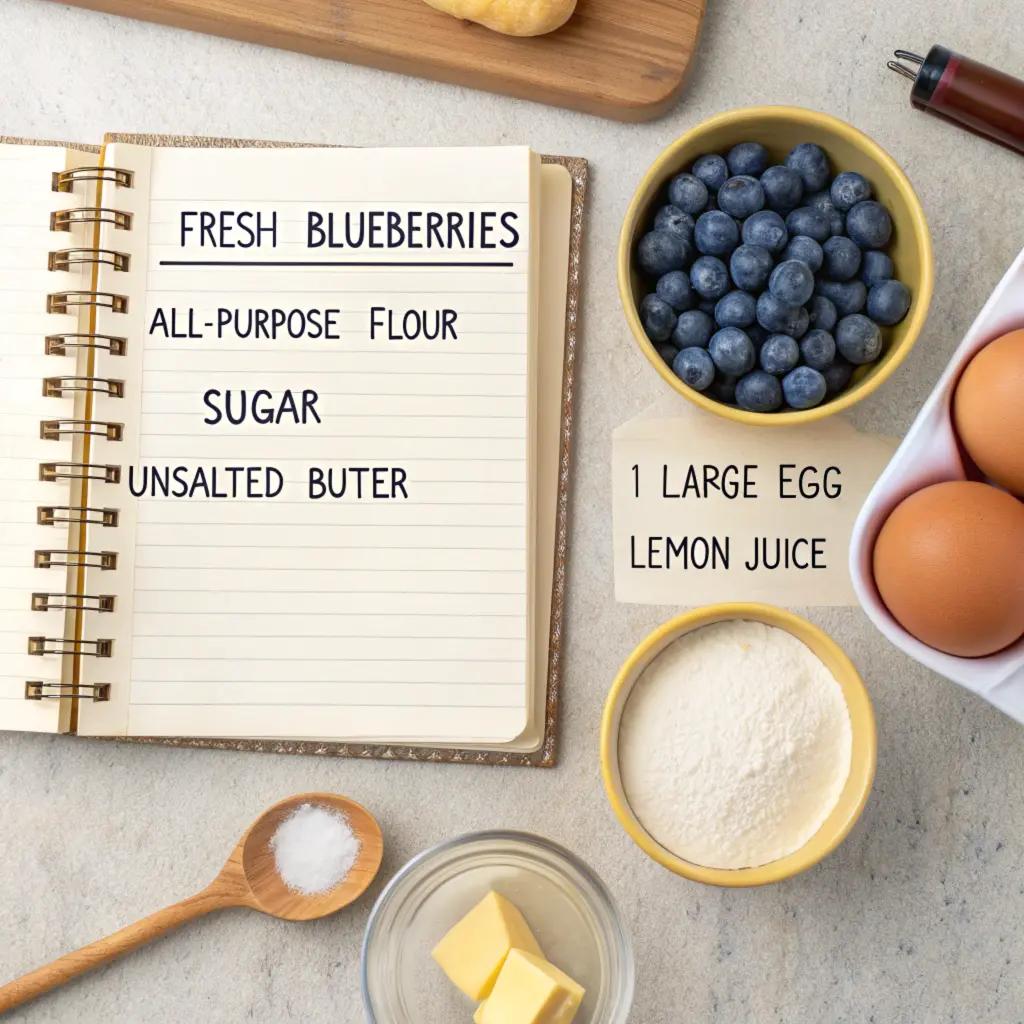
left=600, top=603, right=876, bottom=887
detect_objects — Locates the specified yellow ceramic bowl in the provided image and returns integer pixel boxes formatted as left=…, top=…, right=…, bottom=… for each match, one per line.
left=619, top=106, right=934, bottom=425
left=600, top=603, right=876, bottom=887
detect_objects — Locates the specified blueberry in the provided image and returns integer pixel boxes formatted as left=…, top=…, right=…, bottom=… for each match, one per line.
left=760, top=165, right=804, bottom=212
left=830, top=171, right=872, bottom=211
left=654, top=204, right=695, bottom=242
left=692, top=153, right=730, bottom=193
left=836, top=313, right=883, bottom=364
left=757, top=292, right=805, bottom=337
left=672, top=346, right=716, bottom=391
left=715, top=290, right=758, bottom=329
left=769, top=260, right=815, bottom=307
left=727, top=142, right=769, bottom=178
left=672, top=309, right=715, bottom=349
left=690, top=255, right=731, bottom=300
left=730, top=244, right=774, bottom=292
left=639, top=293, right=677, bottom=343
left=786, top=143, right=831, bottom=192
left=655, top=342, right=679, bottom=366
left=790, top=305, right=810, bottom=339
left=782, top=366, right=827, bottom=409
left=760, top=334, right=800, bottom=375
left=718, top=176, right=766, bottom=219
left=694, top=211, right=741, bottom=257
left=785, top=206, right=831, bottom=243
left=637, top=230, right=687, bottom=277
left=707, top=373, right=739, bottom=404
left=807, top=294, right=838, bottom=332
left=861, top=251, right=895, bottom=288
left=867, top=280, right=911, bottom=325
left=736, top=370, right=783, bottom=412
left=821, top=235, right=862, bottom=281
left=846, top=200, right=893, bottom=250
left=656, top=270, right=697, bottom=312
left=806, top=190, right=845, bottom=236
left=783, top=235, right=824, bottom=273
left=823, top=355, right=854, bottom=395
left=709, top=327, right=756, bottom=375
left=800, top=328, right=837, bottom=371
left=741, top=210, right=788, bottom=254
left=667, top=172, right=710, bottom=216
left=815, top=278, right=867, bottom=316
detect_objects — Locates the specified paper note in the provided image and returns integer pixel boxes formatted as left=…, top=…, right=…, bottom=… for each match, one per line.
left=613, top=396, right=897, bottom=606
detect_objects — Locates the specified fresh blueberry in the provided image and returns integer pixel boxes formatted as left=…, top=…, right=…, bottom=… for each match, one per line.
left=639, top=293, right=677, bottom=343
left=727, top=142, right=769, bottom=178
left=757, top=292, right=805, bottom=337
left=821, top=236, right=862, bottom=281
left=707, top=373, right=739, bottom=404
left=730, top=244, right=774, bottom=292
left=760, top=333, right=800, bottom=375
left=694, top=211, right=741, bottom=257
left=846, top=200, right=893, bottom=250
left=654, top=204, right=695, bottom=242
left=741, top=210, right=788, bottom=254
left=823, top=355, right=855, bottom=395
left=718, top=176, right=766, bottom=219
left=786, top=143, right=831, bottom=192
left=690, top=255, right=731, bottom=300
left=783, top=235, right=824, bottom=273
left=656, top=270, right=697, bottom=312
left=672, top=346, right=716, bottom=391
left=782, top=366, right=827, bottom=409
left=672, top=309, right=715, bottom=349
left=692, top=153, right=730, bottom=193
left=790, top=305, right=810, bottom=339
left=867, top=280, right=911, bottom=325
left=806, top=294, right=838, bottom=332
left=800, top=328, right=837, bottom=371
left=715, top=290, right=758, bottom=329
left=667, top=172, right=710, bottom=216
left=805, top=190, right=845, bottom=236
left=736, top=370, right=783, bottom=412
left=785, top=206, right=831, bottom=243
left=769, top=260, right=815, bottom=307
left=637, top=230, right=687, bottom=277
left=861, top=250, right=895, bottom=288
left=760, top=165, right=804, bottom=213
left=836, top=313, right=883, bottom=364
left=815, top=278, right=867, bottom=316
left=656, top=342, right=679, bottom=366
left=830, top=171, right=872, bottom=211
left=699, top=298, right=719, bottom=317
left=709, top=327, right=756, bottom=376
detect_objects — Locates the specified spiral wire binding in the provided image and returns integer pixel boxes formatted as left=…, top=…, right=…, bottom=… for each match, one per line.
left=30, top=166, right=135, bottom=705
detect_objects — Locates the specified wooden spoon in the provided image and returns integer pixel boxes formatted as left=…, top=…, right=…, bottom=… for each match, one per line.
left=0, top=792, right=383, bottom=1014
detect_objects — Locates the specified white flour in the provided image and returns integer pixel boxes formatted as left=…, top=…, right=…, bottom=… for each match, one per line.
left=619, top=620, right=852, bottom=870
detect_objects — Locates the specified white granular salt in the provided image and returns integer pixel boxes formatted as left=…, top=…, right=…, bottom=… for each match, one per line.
left=619, top=620, right=853, bottom=870
left=270, top=803, right=361, bottom=896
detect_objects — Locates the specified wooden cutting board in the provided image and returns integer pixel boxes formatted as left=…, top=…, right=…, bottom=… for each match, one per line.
left=48, top=0, right=706, bottom=121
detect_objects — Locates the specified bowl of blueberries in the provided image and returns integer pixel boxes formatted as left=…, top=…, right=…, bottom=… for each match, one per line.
left=619, top=106, right=934, bottom=422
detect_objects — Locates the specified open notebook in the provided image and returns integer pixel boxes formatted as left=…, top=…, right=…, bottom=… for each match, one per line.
left=0, top=136, right=585, bottom=767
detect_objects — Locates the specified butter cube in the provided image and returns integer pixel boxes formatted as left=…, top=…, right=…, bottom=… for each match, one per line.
left=476, top=949, right=585, bottom=1024
left=431, top=892, right=543, bottom=1000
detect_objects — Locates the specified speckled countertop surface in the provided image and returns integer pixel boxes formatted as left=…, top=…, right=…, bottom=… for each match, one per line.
left=2, top=1, right=1024, bottom=1020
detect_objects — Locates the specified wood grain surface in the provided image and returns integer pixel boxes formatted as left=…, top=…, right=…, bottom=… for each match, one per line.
left=44, top=0, right=707, bottom=120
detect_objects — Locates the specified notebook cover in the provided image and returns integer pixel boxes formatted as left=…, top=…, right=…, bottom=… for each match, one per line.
left=97, top=135, right=587, bottom=767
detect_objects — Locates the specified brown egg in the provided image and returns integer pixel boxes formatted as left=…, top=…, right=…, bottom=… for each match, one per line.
left=873, top=481, right=1024, bottom=657
left=954, top=329, right=1024, bottom=497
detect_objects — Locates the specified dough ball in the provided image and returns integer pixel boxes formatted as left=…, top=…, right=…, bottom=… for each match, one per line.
left=423, top=0, right=577, bottom=36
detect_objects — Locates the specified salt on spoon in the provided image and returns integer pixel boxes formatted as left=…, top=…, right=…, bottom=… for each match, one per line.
left=271, top=803, right=362, bottom=896
left=0, top=792, right=383, bottom=1016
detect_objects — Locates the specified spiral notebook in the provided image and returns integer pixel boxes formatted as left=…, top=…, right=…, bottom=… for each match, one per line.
left=0, top=135, right=585, bottom=766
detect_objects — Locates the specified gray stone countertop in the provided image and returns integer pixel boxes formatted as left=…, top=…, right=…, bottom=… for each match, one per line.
left=1, top=0, right=1023, bottom=1019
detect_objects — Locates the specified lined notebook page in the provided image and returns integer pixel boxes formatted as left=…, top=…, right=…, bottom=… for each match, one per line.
left=81, top=144, right=536, bottom=743
left=0, top=145, right=91, bottom=732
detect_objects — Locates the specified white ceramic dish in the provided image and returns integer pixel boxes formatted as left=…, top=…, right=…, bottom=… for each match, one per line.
left=850, top=248, right=1024, bottom=722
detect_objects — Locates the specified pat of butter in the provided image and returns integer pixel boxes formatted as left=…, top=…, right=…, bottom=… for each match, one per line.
left=476, top=949, right=585, bottom=1024
left=431, top=892, right=543, bottom=1000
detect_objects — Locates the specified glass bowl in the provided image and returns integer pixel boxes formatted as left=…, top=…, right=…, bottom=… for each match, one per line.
left=362, top=831, right=634, bottom=1024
